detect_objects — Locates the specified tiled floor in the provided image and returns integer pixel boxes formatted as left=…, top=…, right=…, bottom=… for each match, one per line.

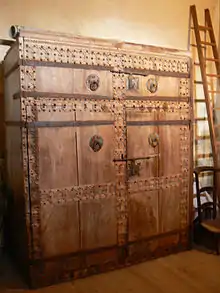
left=1, top=250, right=220, bottom=293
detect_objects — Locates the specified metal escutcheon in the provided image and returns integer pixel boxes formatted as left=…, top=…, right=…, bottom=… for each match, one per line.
left=148, top=133, right=159, bottom=148
left=86, top=74, right=100, bottom=91
left=89, top=135, right=103, bottom=152
left=146, top=77, right=158, bottom=93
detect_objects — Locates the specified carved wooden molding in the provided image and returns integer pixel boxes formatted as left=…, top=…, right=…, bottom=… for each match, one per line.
left=20, top=39, right=190, bottom=75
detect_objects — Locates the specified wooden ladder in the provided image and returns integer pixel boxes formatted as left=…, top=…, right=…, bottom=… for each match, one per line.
left=189, top=5, right=220, bottom=172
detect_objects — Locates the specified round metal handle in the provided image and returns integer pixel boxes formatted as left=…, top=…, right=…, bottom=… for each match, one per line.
left=148, top=133, right=159, bottom=148
left=146, top=78, right=158, bottom=93
left=89, top=135, right=103, bottom=152
left=89, top=81, right=99, bottom=91
left=86, top=74, right=100, bottom=92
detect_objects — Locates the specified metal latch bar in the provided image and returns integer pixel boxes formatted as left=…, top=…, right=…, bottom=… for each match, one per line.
left=113, top=154, right=159, bottom=162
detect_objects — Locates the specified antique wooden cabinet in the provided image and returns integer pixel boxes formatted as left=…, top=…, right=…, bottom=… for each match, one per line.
left=4, top=26, right=193, bottom=288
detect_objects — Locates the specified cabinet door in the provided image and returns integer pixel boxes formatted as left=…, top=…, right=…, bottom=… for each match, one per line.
left=27, top=99, right=118, bottom=260
left=126, top=109, right=159, bottom=242
left=158, top=124, right=181, bottom=233
left=76, top=109, right=117, bottom=251
left=28, top=106, right=80, bottom=259
left=29, top=105, right=80, bottom=258
left=158, top=106, right=190, bottom=234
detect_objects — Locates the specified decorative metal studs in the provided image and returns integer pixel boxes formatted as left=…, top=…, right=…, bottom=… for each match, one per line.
left=86, top=74, right=100, bottom=91
left=148, top=133, right=159, bottom=148
left=163, top=102, right=169, bottom=112
left=127, top=75, right=139, bottom=90
left=146, top=77, right=158, bottom=93
left=89, top=135, right=104, bottom=152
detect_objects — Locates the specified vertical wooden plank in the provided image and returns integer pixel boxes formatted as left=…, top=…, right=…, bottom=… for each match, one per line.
left=159, top=125, right=181, bottom=177
left=127, top=110, right=159, bottom=242
left=76, top=109, right=117, bottom=250
left=80, top=198, right=117, bottom=250
left=159, top=125, right=181, bottom=233
left=36, top=108, right=80, bottom=258
left=41, top=203, right=80, bottom=258
left=129, top=191, right=159, bottom=241
left=37, top=111, right=77, bottom=190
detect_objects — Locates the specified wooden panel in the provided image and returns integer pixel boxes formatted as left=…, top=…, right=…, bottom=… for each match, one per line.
left=4, top=68, right=20, bottom=121
left=126, top=75, right=180, bottom=97
left=127, top=125, right=158, bottom=179
left=37, top=108, right=80, bottom=259
left=76, top=125, right=115, bottom=185
left=80, top=198, right=117, bottom=250
left=73, top=69, right=112, bottom=97
left=5, top=126, right=23, bottom=195
left=158, top=125, right=181, bottom=233
left=129, top=191, right=159, bottom=241
left=127, top=110, right=159, bottom=242
left=159, top=125, right=181, bottom=176
left=37, top=111, right=77, bottom=190
left=159, top=186, right=180, bottom=233
left=36, top=67, right=112, bottom=97
left=126, top=110, right=158, bottom=179
left=41, top=202, right=80, bottom=258
left=38, top=127, right=77, bottom=190
left=36, top=67, right=74, bottom=93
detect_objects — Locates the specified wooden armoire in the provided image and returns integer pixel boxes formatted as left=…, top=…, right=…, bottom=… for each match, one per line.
left=4, top=26, right=193, bottom=288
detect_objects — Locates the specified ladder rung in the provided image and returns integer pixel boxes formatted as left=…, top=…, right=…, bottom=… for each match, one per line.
left=191, top=26, right=212, bottom=31
left=213, top=107, right=220, bottom=110
left=190, top=44, right=206, bottom=49
left=207, top=74, right=220, bottom=78
left=200, top=41, right=216, bottom=46
left=197, top=153, right=212, bottom=159
left=195, top=99, right=205, bottom=103
left=208, top=90, right=220, bottom=94
left=205, top=58, right=220, bottom=62
left=196, top=135, right=210, bottom=140
left=194, top=81, right=211, bottom=85
left=194, top=62, right=200, bottom=66
left=198, top=25, right=212, bottom=31
left=195, top=117, right=208, bottom=121
left=197, top=172, right=213, bottom=178
left=214, top=124, right=220, bottom=128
